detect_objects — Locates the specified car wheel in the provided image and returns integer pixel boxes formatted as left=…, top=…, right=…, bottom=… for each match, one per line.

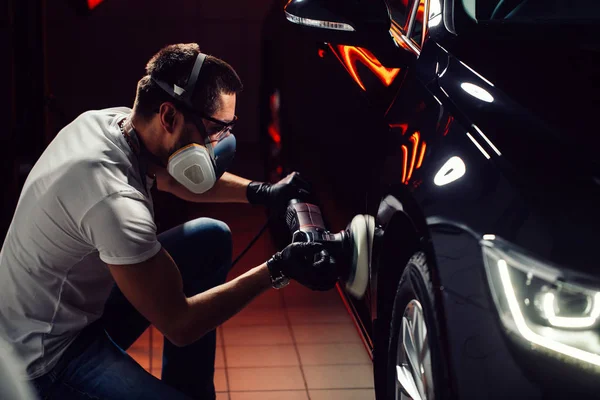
left=387, top=252, right=449, bottom=400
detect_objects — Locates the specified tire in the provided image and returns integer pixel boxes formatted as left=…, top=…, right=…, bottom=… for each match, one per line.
left=386, top=252, right=450, bottom=400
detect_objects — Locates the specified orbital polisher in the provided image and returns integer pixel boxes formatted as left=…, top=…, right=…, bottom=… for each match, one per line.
left=284, top=200, right=375, bottom=299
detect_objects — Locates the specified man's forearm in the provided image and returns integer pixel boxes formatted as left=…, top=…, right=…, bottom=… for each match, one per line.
left=174, top=263, right=272, bottom=346
left=207, top=172, right=252, bottom=203
left=158, top=171, right=252, bottom=203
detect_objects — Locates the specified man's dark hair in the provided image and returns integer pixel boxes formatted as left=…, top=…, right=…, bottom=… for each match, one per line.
left=134, top=43, right=243, bottom=120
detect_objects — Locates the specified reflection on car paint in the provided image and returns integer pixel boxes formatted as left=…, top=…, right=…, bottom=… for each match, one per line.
left=417, top=141, right=426, bottom=168
left=401, top=145, right=409, bottom=183
left=434, top=156, right=466, bottom=186
left=458, top=60, right=495, bottom=87
left=414, top=0, right=425, bottom=24
left=399, top=131, right=427, bottom=184
left=331, top=45, right=401, bottom=91
left=407, top=132, right=420, bottom=182
left=442, top=115, right=454, bottom=136
left=428, top=0, right=442, bottom=26
left=389, top=123, right=409, bottom=134
left=472, top=125, right=501, bottom=156
left=466, top=132, right=491, bottom=159
left=461, top=82, right=494, bottom=103
left=390, top=22, right=420, bottom=53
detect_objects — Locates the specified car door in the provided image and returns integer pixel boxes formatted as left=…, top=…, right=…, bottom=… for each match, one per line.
left=314, top=0, right=438, bottom=350
left=351, top=0, right=448, bottom=318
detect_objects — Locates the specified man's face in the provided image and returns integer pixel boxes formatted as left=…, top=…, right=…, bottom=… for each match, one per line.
left=176, top=92, right=237, bottom=154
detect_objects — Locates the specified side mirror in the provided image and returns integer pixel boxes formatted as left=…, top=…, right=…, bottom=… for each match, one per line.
left=284, top=0, right=409, bottom=67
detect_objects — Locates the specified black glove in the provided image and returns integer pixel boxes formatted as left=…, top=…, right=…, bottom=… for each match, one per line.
left=247, top=172, right=311, bottom=208
left=267, top=242, right=338, bottom=291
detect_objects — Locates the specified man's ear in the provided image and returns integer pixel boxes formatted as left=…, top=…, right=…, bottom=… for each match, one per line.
left=158, top=102, right=179, bottom=134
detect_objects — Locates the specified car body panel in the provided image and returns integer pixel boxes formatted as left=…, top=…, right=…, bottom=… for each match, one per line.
left=261, top=0, right=600, bottom=396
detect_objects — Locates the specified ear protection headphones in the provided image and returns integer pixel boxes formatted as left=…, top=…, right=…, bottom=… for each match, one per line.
left=150, top=53, right=235, bottom=194
left=151, top=52, right=206, bottom=108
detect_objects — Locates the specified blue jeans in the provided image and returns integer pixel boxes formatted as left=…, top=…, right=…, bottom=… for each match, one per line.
left=32, top=218, right=233, bottom=400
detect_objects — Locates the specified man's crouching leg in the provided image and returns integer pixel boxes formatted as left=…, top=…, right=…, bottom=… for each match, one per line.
left=158, top=218, right=233, bottom=400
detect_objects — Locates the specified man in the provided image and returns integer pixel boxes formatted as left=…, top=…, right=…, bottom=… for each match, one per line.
left=0, top=43, right=337, bottom=399
left=0, top=337, right=37, bottom=400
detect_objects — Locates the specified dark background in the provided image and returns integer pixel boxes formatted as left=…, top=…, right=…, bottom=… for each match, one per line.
left=2, top=0, right=277, bottom=241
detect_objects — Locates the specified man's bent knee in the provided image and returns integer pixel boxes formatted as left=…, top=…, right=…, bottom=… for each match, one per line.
left=184, top=218, right=232, bottom=271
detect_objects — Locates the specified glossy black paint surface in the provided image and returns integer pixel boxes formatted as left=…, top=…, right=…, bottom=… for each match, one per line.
left=261, top=0, right=600, bottom=397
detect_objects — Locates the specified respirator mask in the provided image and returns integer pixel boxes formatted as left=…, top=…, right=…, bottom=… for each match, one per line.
left=150, top=52, right=236, bottom=194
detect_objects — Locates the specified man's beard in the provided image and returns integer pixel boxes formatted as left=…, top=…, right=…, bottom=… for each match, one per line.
left=169, top=125, right=196, bottom=159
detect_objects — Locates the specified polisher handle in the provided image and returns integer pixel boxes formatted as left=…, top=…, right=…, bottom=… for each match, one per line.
left=285, top=200, right=360, bottom=288
left=286, top=200, right=331, bottom=264
left=285, top=201, right=327, bottom=233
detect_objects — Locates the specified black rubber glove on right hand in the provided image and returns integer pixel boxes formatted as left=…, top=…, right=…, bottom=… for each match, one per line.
left=267, top=242, right=338, bottom=291
left=246, top=172, right=311, bottom=209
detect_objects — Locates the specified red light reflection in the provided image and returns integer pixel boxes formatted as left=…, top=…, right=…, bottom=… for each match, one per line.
left=389, top=123, right=409, bottom=135
left=268, top=124, right=281, bottom=145
left=390, top=23, right=416, bottom=52
left=416, top=141, right=426, bottom=169
left=333, top=45, right=401, bottom=91
left=88, top=0, right=104, bottom=9
left=443, top=115, right=454, bottom=136
left=401, top=145, right=408, bottom=183
left=400, top=131, right=427, bottom=184
left=406, top=132, right=420, bottom=182
left=415, top=0, right=425, bottom=24
left=268, top=93, right=282, bottom=146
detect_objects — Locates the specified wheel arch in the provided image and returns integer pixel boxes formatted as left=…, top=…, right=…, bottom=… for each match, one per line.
left=373, top=186, right=438, bottom=321
left=373, top=187, right=466, bottom=399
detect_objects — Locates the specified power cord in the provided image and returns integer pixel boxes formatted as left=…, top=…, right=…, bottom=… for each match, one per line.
left=231, top=211, right=280, bottom=268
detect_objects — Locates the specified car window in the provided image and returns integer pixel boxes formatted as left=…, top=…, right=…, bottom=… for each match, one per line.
left=387, top=0, right=411, bottom=30
left=463, top=0, right=600, bottom=21
left=409, top=0, right=426, bottom=45
left=387, top=0, right=427, bottom=48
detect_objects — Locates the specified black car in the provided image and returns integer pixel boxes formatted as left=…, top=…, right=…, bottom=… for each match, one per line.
left=259, top=0, right=600, bottom=398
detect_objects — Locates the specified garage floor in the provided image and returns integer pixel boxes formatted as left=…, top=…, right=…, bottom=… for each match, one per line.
left=126, top=200, right=376, bottom=399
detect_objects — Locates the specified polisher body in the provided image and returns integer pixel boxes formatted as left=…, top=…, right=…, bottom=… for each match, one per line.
left=285, top=200, right=374, bottom=298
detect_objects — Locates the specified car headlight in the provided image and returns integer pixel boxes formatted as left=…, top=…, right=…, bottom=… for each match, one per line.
left=481, top=235, right=600, bottom=369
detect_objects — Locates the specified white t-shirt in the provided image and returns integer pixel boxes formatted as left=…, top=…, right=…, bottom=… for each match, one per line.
left=0, top=107, right=161, bottom=379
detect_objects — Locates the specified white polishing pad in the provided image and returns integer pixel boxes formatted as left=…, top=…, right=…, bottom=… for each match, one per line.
left=346, top=214, right=375, bottom=299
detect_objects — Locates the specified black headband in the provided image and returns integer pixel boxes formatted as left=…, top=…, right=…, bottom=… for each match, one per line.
left=150, top=52, right=206, bottom=108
